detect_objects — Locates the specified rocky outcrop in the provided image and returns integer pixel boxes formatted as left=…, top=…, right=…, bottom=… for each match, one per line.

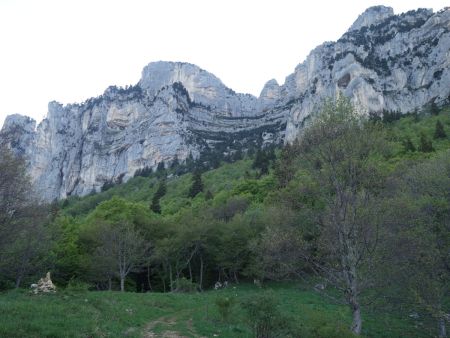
left=280, top=7, right=450, bottom=141
left=1, top=6, right=449, bottom=200
left=31, top=272, right=56, bottom=294
left=1, top=63, right=286, bottom=200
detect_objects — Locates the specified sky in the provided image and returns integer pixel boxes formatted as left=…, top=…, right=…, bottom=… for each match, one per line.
left=0, top=0, right=448, bottom=127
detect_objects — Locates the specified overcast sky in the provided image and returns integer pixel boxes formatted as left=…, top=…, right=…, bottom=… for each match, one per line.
left=0, top=0, right=447, bottom=127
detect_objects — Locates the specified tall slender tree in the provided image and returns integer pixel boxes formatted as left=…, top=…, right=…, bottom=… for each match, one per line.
left=188, top=170, right=203, bottom=198
left=296, top=97, right=386, bottom=335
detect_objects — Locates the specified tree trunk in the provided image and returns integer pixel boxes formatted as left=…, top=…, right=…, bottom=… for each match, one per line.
left=147, top=265, right=152, bottom=291
left=108, top=277, right=112, bottom=291
left=199, top=255, right=204, bottom=291
left=15, top=274, right=22, bottom=289
left=438, top=317, right=447, bottom=338
left=120, top=276, right=125, bottom=292
left=188, top=261, right=193, bottom=281
left=169, top=264, right=173, bottom=292
left=351, top=300, right=362, bottom=335
left=162, top=275, right=166, bottom=293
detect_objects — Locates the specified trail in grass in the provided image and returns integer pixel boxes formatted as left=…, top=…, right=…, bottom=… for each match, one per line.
left=143, top=310, right=206, bottom=338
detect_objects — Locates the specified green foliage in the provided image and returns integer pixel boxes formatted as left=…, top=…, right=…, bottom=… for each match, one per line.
left=434, top=119, right=447, bottom=139
left=251, top=147, right=276, bottom=176
left=172, top=277, right=198, bottom=293
left=188, top=170, right=204, bottom=198
left=2, top=102, right=447, bottom=335
left=150, top=179, right=166, bottom=214
left=418, top=132, right=434, bottom=152
left=215, top=296, right=235, bottom=322
left=402, top=136, right=416, bottom=152
left=241, top=290, right=291, bottom=338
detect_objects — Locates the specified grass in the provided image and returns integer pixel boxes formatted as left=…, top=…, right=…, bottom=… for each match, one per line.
left=0, top=283, right=430, bottom=338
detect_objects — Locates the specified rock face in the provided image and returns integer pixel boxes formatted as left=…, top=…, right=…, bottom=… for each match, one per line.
left=277, top=7, right=450, bottom=141
left=1, top=63, right=286, bottom=200
left=1, top=7, right=450, bottom=200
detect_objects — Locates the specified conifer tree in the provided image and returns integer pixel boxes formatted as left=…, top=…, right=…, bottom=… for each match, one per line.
left=150, top=180, right=166, bottom=214
left=418, top=132, right=434, bottom=152
left=402, top=136, right=416, bottom=152
left=434, top=120, right=447, bottom=139
left=188, top=170, right=203, bottom=198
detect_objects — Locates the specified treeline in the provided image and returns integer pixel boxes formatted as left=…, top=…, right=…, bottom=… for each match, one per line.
left=0, top=98, right=448, bottom=336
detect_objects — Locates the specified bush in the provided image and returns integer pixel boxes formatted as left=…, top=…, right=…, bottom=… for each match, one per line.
left=171, top=277, right=198, bottom=293
left=215, top=296, right=235, bottom=322
left=241, top=291, right=291, bottom=338
left=65, top=279, right=91, bottom=293
left=292, top=309, right=355, bottom=338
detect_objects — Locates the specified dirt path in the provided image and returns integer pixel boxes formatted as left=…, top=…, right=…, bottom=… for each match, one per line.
left=142, top=313, right=206, bottom=338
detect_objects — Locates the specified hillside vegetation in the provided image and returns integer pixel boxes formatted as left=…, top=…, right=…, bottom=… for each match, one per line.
left=0, top=100, right=449, bottom=337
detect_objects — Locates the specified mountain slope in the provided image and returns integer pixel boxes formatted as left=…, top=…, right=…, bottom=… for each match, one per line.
left=1, top=6, right=449, bottom=200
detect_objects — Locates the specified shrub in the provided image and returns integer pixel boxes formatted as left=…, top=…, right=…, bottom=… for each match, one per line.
left=215, top=296, right=235, bottom=322
left=434, top=120, right=447, bottom=139
left=171, top=277, right=198, bottom=293
left=241, top=291, right=290, bottom=338
left=65, top=279, right=91, bottom=293
left=418, top=132, right=434, bottom=152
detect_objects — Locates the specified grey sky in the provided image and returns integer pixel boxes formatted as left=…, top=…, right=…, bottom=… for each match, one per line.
left=0, top=0, right=447, bottom=127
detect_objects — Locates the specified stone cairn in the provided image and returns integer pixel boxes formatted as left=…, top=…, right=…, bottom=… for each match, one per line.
left=31, top=272, right=56, bottom=294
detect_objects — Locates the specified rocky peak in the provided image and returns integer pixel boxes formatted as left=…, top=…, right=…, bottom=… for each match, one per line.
left=348, top=6, right=394, bottom=32
left=139, top=61, right=258, bottom=117
left=139, top=61, right=223, bottom=101
left=2, top=114, right=36, bottom=133
left=0, top=114, right=36, bottom=159
left=258, top=79, right=281, bottom=111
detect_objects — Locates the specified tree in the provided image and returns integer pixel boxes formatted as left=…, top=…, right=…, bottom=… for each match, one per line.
left=430, top=101, right=439, bottom=115
left=0, top=203, right=51, bottom=288
left=0, top=147, right=50, bottom=288
left=170, top=155, right=180, bottom=169
left=81, top=197, right=152, bottom=291
left=402, top=136, right=416, bottom=152
left=274, top=142, right=299, bottom=187
left=296, top=97, right=386, bottom=334
left=0, top=147, right=31, bottom=244
left=418, top=132, right=434, bottom=152
left=252, top=149, right=269, bottom=175
left=96, top=221, right=148, bottom=291
left=380, top=152, right=450, bottom=337
left=434, top=120, right=447, bottom=139
left=156, top=161, right=166, bottom=178
left=150, top=180, right=167, bottom=214
left=188, top=170, right=203, bottom=198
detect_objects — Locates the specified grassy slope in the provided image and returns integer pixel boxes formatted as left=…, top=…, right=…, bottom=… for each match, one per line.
left=0, top=283, right=426, bottom=338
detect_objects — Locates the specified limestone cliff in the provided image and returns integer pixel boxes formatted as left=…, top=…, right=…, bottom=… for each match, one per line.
left=1, top=7, right=449, bottom=200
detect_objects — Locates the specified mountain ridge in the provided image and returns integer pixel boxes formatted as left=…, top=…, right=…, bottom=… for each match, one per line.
left=2, top=6, right=450, bottom=200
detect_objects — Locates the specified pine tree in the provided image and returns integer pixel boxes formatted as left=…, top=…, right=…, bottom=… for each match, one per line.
left=434, top=120, right=447, bottom=139
left=188, top=170, right=203, bottom=198
left=430, top=101, right=439, bottom=116
left=205, top=190, right=213, bottom=200
left=418, top=132, right=434, bottom=153
left=252, top=149, right=269, bottom=175
left=156, top=161, right=166, bottom=177
left=402, top=136, right=416, bottom=152
left=170, top=155, right=180, bottom=169
left=150, top=180, right=166, bottom=214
